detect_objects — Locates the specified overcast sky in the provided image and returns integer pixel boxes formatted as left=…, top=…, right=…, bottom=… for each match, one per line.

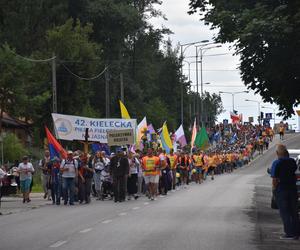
left=150, top=0, right=298, bottom=129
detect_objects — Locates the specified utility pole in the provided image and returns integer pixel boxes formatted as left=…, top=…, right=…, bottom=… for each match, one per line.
left=52, top=53, right=57, bottom=113
left=105, top=68, right=110, bottom=118
left=195, top=47, right=199, bottom=126
left=120, top=72, right=124, bottom=103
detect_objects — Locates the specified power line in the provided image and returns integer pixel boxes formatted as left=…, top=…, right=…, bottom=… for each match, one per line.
left=61, top=63, right=108, bottom=81
left=8, top=48, right=55, bottom=62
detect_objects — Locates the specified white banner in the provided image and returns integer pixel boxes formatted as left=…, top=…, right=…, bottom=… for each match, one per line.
left=52, top=113, right=137, bottom=143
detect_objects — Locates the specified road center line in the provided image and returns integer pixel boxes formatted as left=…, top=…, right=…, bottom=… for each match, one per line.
left=102, top=219, right=112, bottom=224
left=49, top=240, right=67, bottom=248
left=119, top=212, right=127, bottom=216
left=79, top=228, right=92, bottom=233
left=132, top=206, right=140, bottom=210
left=144, top=202, right=149, bottom=205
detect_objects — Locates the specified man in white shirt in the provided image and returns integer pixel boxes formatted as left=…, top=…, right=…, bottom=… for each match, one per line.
left=60, top=151, right=78, bottom=205
left=17, top=156, right=34, bottom=203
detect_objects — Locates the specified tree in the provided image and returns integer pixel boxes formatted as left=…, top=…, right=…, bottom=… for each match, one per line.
left=0, top=44, right=31, bottom=133
left=46, top=18, right=103, bottom=116
left=3, top=133, right=28, bottom=163
left=189, top=0, right=300, bottom=118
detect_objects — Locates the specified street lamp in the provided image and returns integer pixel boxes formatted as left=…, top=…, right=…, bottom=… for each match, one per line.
left=219, top=91, right=249, bottom=112
left=179, top=40, right=210, bottom=126
left=245, top=99, right=262, bottom=125
left=195, top=43, right=222, bottom=126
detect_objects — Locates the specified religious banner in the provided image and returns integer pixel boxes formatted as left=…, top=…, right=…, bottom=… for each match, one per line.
left=52, top=113, right=137, bottom=143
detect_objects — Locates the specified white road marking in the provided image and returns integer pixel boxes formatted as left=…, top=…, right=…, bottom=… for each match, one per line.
left=50, top=240, right=67, bottom=248
left=102, top=219, right=112, bottom=224
left=79, top=228, right=92, bottom=233
left=132, top=206, right=140, bottom=210
left=144, top=202, right=149, bottom=205
left=118, top=212, right=127, bottom=216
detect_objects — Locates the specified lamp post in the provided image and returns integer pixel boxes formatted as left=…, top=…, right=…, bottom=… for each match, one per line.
left=179, top=40, right=209, bottom=126
left=195, top=43, right=222, bottom=126
left=219, top=91, right=249, bottom=112
left=245, top=99, right=262, bottom=125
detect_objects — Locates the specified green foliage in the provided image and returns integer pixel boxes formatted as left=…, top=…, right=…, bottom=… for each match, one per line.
left=0, top=0, right=224, bottom=147
left=2, top=133, right=28, bottom=163
left=189, top=0, right=300, bottom=118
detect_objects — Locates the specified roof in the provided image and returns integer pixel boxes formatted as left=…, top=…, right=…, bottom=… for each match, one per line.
left=1, top=112, right=31, bottom=128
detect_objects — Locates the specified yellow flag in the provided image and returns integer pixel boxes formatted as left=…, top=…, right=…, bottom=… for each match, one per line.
left=161, top=122, right=173, bottom=153
left=119, top=100, right=131, bottom=119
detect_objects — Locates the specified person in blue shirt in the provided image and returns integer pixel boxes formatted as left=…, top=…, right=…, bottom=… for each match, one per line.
left=270, top=144, right=300, bottom=240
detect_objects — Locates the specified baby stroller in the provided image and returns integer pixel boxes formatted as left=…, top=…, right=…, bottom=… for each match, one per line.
left=100, top=166, right=113, bottom=200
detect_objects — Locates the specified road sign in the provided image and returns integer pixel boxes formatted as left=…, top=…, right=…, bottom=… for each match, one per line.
left=263, top=119, right=270, bottom=127
left=107, top=129, right=134, bottom=146
left=265, top=113, right=272, bottom=119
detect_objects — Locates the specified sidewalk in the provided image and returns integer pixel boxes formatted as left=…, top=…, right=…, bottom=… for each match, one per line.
left=252, top=134, right=300, bottom=250
left=0, top=193, right=51, bottom=216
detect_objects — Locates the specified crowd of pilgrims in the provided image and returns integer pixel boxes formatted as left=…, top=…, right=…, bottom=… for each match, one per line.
left=33, top=123, right=275, bottom=205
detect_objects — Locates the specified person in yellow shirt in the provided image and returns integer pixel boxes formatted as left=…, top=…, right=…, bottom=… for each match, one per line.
left=279, top=125, right=285, bottom=140
left=168, top=149, right=178, bottom=190
left=206, top=152, right=216, bottom=180
left=192, top=151, right=204, bottom=184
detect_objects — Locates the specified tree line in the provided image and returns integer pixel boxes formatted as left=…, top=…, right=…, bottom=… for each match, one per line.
left=0, top=0, right=223, bottom=146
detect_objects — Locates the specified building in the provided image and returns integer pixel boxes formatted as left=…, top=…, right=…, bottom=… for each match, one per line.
left=1, top=112, right=32, bottom=145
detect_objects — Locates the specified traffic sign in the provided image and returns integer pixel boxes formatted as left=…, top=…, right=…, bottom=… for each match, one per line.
left=265, top=113, right=272, bottom=119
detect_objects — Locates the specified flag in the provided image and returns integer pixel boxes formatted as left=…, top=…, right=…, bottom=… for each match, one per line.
left=194, top=127, right=209, bottom=150
left=160, top=122, right=173, bottom=154
left=147, top=124, right=155, bottom=134
left=191, top=118, right=197, bottom=148
left=229, top=133, right=238, bottom=144
left=91, top=143, right=110, bottom=156
left=45, top=126, right=67, bottom=159
left=230, top=112, right=241, bottom=124
left=174, top=124, right=187, bottom=147
left=119, top=100, right=131, bottom=119
left=136, top=117, right=147, bottom=147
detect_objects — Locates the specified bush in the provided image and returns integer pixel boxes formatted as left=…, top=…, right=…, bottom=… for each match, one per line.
left=2, top=133, right=28, bottom=163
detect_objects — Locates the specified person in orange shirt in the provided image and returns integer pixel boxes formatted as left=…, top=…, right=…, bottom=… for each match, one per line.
left=142, top=148, right=160, bottom=201
left=168, top=149, right=178, bottom=190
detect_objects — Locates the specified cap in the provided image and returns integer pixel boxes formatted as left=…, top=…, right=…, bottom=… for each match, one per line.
left=67, top=150, right=73, bottom=154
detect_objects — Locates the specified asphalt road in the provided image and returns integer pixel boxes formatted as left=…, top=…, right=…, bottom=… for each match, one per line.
left=1, top=134, right=300, bottom=250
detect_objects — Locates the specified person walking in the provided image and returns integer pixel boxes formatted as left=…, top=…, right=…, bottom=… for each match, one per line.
left=17, top=156, right=35, bottom=203
left=271, top=144, right=300, bottom=240
left=39, top=150, right=51, bottom=200
left=60, top=151, right=78, bottom=205
left=92, top=151, right=109, bottom=200
left=78, top=154, right=94, bottom=204
left=110, top=149, right=129, bottom=202
left=50, top=157, right=61, bottom=205
left=127, top=152, right=139, bottom=200
left=142, top=148, right=160, bottom=201
left=168, top=149, right=178, bottom=190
